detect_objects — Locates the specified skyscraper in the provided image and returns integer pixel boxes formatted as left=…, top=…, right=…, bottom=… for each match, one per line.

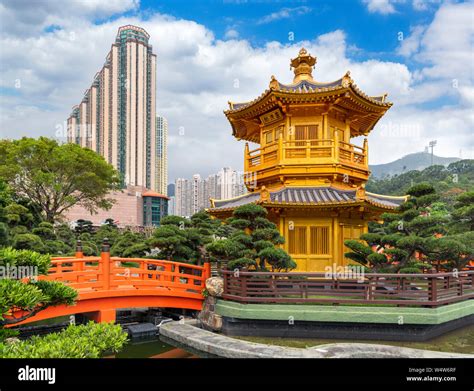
left=192, top=174, right=201, bottom=215
left=173, top=168, right=247, bottom=217
left=67, top=25, right=158, bottom=191
left=156, top=116, right=168, bottom=195
left=175, top=178, right=192, bottom=217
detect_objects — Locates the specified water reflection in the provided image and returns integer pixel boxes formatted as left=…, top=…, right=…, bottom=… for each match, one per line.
left=115, top=337, right=196, bottom=358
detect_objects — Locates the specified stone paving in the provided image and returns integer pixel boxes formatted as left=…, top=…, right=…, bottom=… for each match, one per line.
left=160, top=320, right=474, bottom=358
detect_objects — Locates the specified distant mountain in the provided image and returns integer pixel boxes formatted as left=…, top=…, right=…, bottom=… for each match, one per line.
left=369, top=152, right=461, bottom=178
left=366, top=159, right=473, bottom=204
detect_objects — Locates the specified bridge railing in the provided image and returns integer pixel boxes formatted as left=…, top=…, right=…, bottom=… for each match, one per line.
left=110, top=258, right=209, bottom=294
left=44, top=240, right=210, bottom=297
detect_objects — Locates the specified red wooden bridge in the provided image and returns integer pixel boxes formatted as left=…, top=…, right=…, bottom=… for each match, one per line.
left=11, top=243, right=210, bottom=326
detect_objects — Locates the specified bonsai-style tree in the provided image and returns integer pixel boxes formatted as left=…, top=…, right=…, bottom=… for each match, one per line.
left=148, top=216, right=200, bottom=263
left=345, top=183, right=441, bottom=272
left=148, top=213, right=221, bottom=263
left=0, top=137, right=121, bottom=223
left=345, top=183, right=474, bottom=272
left=425, top=232, right=474, bottom=271
left=0, top=248, right=77, bottom=331
left=111, top=231, right=147, bottom=257
left=452, top=191, right=474, bottom=232
left=0, top=180, right=75, bottom=255
left=206, top=204, right=296, bottom=271
left=103, top=218, right=118, bottom=229
left=75, top=219, right=94, bottom=235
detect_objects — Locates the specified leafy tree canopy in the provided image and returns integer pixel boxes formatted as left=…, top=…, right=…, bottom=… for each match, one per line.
left=0, top=137, right=121, bottom=223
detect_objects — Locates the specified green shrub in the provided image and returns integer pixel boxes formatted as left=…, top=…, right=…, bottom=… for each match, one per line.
left=0, top=322, right=128, bottom=358
left=228, top=257, right=257, bottom=270
left=0, top=247, right=50, bottom=274
left=12, top=233, right=45, bottom=253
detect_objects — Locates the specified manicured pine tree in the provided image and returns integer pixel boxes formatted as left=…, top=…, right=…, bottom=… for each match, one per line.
left=344, top=183, right=449, bottom=273
left=346, top=183, right=474, bottom=272
left=451, top=191, right=474, bottom=232
left=206, top=204, right=296, bottom=271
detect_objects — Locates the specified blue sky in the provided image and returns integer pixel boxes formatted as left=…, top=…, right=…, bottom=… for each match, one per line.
left=0, top=0, right=472, bottom=181
left=137, top=0, right=434, bottom=55
left=108, top=0, right=445, bottom=62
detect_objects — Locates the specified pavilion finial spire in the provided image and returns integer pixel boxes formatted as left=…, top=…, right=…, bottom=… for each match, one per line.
left=290, top=48, right=317, bottom=83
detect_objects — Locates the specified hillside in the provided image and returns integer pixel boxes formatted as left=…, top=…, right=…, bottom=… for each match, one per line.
left=366, top=160, right=474, bottom=205
left=369, top=152, right=460, bottom=178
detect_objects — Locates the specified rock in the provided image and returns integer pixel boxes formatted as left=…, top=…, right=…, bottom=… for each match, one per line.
left=198, top=308, right=223, bottom=331
left=5, top=337, right=20, bottom=345
left=205, top=277, right=224, bottom=297
left=208, top=313, right=222, bottom=330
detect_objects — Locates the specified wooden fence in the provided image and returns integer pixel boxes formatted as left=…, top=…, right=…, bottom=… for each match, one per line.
left=222, top=270, right=474, bottom=307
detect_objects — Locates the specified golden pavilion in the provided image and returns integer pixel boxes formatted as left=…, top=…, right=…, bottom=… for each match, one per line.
left=209, top=48, right=407, bottom=272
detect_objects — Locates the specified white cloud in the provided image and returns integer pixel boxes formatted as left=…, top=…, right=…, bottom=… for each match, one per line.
left=397, top=25, right=426, bottom=57
left=412, top=0, right=441, bottom=11
left=395, top=2, right=474, bottom=105
left=224, top=28, right=239, bottom=39
left=257, top=6, right=312, bottom=25
left=362, top=0, right=398, bottom=14
left=458, top=86, right=474, bottom=106
left=375, top=1, right=474, bottom=163
left=370, top=105, right=474, bottom=164
left=0, top=0, right=139, bottom=37
left=363, top=0, right=443, bottom=15
left=417, top=1, right=474, bottom=81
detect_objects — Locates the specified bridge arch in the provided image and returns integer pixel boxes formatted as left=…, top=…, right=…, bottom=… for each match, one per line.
left=8, top=248, right=210, bottom=326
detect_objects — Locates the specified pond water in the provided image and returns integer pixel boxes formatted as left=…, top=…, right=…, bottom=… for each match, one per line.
left=114, top=337, right=197, bottom=358
left=236, top=324, right=474, bottom=355
left=113, top=324, right=474, bottom=357
left=20, top=316, right=474, bottom=357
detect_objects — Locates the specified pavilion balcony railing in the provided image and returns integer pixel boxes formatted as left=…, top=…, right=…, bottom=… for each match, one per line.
left=244, top=138, right=368, bottom=176
left=222, top=270, right=474, bottom=308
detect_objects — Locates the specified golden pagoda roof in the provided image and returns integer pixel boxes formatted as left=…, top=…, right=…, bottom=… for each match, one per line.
left=226, top=71, right=391, bottom=113
left=225, top=49, right=392, bottom=142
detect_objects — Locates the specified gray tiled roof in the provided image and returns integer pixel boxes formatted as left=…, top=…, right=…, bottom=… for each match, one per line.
left=366, top=193, right=406, bottom=208
left=210, top=187, right=405, bottom=211
left=371, top=96, right=385, bottom=102
left=270, top=187, right=355, bottom=203
left=212, top=192, right=261, bottom=209
left=231, top=102, right=251, bottom=110
left=277, top=79, right=343, bottom=92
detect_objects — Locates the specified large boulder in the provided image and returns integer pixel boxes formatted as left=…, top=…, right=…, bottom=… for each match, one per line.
left=205, top=277, right=224, bottom=297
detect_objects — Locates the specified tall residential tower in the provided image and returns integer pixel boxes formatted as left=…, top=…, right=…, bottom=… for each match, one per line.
left=67, top=25, right=159, bottom=191
left=156, top=116, right=168, bottom=195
